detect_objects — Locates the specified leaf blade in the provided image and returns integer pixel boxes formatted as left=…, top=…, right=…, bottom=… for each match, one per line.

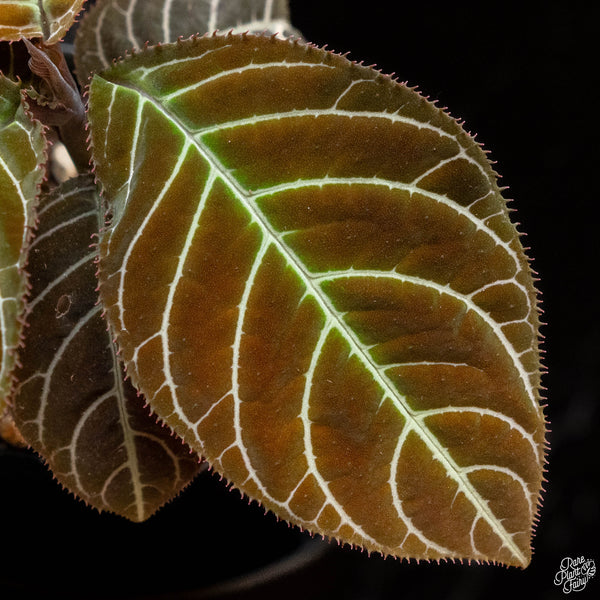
left=0, top=0, right=86, bottom=43
left=89, top=35, right=545, bottom=563
left=11, top=175, right=202, bottom=521
left=0, top=72, right=46, bottom=442
left=74, top=0, right=299, bottom=83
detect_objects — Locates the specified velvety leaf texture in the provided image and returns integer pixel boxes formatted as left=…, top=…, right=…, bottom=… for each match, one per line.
left=12, top=176, right=201, bottom=521
left=74, top=0, right=299, bottom=83
left=0, top=73, right=45, bottom=440
left=89, top=34, right=546, bottom=565
left=0, top=0, right=85, bottom=43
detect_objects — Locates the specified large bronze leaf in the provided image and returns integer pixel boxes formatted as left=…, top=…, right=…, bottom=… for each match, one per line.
left=0, top=73, right=45, bottom=443
left=0, top=0, right=86, bottom=43
left=11, top=175, right=202, bottom=521
left=74, top=0, right=299, bottom=82
left=89, top=34, right=546, bottom=564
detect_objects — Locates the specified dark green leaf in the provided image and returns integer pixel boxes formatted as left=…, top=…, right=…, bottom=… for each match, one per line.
left=74, top=0, right=299, bottom=83
left=12, top=175, right=202, bottom=521
left=0, top=72, right=46, bottom=442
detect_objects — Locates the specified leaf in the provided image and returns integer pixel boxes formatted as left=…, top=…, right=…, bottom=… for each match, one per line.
left=0, top=0, right=86, bottom=44
left=11, top=175, right=202, bottom=521
left=74, top=0, right=300, bottom=83
left=88, top=34, right=546, bottom=564
left=22, top=39, right=90, bottom=168
left=0, top=72, right=46, bottom=441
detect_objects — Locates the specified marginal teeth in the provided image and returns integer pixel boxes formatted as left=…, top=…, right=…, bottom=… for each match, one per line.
left=87, top=34, right=545, bottom=564
left=0, top=74, right=47, bottom=443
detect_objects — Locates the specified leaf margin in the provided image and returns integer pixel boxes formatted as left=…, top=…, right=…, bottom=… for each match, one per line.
left=88, top=32, right=548, bottom=565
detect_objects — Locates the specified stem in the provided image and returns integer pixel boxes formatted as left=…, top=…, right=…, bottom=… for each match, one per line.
left=23, top=39, right=91, bottom=172
left=58, top=104, right=91, bottom=173
left=37, top=0, right=51, bottom=41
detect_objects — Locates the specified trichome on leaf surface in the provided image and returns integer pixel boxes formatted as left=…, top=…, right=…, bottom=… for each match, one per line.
left=0, top=0, right=548, bottom=568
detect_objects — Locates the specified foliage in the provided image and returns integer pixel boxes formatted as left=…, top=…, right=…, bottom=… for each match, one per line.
left=0, top=0, right=547, bottom=567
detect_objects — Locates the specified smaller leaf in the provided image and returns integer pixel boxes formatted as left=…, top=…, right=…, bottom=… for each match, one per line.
left=74, top=0, right=300, bottom=83
left=22, top=39, right=82, bottom=118
left=21, top=38, right=90, bottom=168
left=0, top=72, right=46, bottom=439
left=0, top=0, right=86, bottom=44
left=12, top=175, right=202, bottom=521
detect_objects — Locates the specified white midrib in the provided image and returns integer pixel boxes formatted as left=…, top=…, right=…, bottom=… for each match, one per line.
left=94, top=181, right=146, bottom=522
left=0, top=147, right=28, bottom=394
left=105, top=78, right=528, bottom=564
left=107, top=326, right=146, bottom=522
left=0, top=292, right=18, bottom=393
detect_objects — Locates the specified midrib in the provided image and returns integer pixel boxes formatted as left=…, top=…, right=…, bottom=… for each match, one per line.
left=101, top=75, right=528, bottom=564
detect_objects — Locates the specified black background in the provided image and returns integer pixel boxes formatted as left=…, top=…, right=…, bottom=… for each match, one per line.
left=1, top=1, right=598, bottom=598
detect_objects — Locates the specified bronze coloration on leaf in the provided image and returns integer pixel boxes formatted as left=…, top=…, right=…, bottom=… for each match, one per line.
left=0, top=72, right=46, bottom=442
left=0, top=0, right=85, bottom=43
left=88, top=34, right=546, bottom=564
left=11, top=176, right=202, bottom=521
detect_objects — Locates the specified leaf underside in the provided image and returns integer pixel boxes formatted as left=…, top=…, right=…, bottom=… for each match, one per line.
left=12, top=176, right=201, bottom=521
left=0, top=0, right=85, bottom=44
left=74, top=0, right=300, bottom=84
left=89, top=34, right=546, bottom=565
left=0, top=73, right=45, bottom=439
